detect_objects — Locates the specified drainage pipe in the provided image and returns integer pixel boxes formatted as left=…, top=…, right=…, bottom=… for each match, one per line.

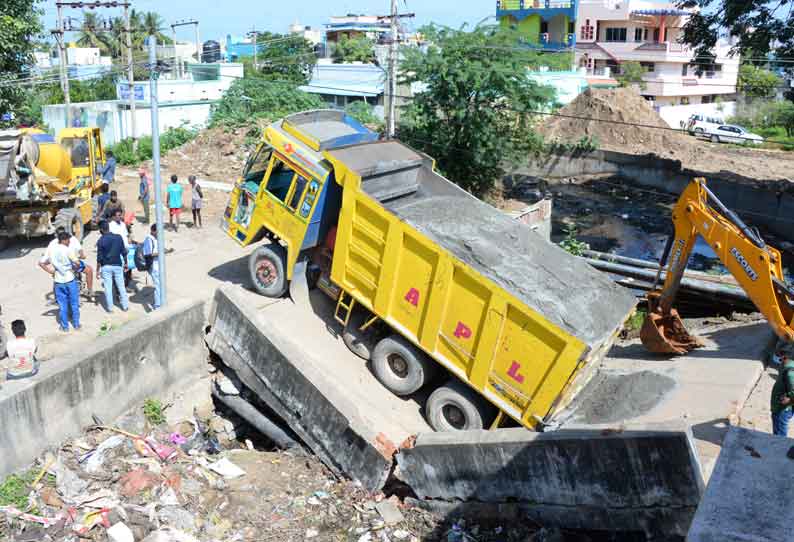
left=211, top=385, right=299, bottom=450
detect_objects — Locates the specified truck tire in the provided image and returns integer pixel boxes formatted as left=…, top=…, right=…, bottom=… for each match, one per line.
left=426, top=379, right=496, bottom=431
left=249, top=244, right=288, bottom=298
left=53, top=208, right=84, bottom=241
left=371, top=335, right=436, bottom=396
left=343, top=309, right=377, bottom=361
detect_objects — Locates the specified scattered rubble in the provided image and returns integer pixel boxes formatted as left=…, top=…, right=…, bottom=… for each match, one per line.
left=0, top=400, right=554, bottom=542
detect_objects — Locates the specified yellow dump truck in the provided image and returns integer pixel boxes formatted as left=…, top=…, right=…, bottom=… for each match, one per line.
left=0, top=127, right=105, bottom=246
left=222, top=110, right=636, bottom=431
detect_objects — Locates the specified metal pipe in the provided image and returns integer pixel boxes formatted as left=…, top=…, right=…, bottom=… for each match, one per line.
left=211, top=386, right=299, bottom=449
left=582, top=249, right=738, bottom=285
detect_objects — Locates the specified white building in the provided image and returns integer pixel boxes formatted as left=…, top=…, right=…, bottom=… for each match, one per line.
left=574, top=0, right=739, bottom=105
left=289, top=21, right=323, bottom=46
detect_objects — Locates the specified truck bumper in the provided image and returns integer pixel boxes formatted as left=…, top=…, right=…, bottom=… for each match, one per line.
left=0, top=210, right=52, bottom=238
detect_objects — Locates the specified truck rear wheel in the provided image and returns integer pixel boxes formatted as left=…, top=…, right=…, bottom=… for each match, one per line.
left=249, top=244, right=288, bottom=298
left=426, top=379, right=496, bottom=431
left=371, top=335, right=436, bottom=395
left=53, top=208, right=84, bottom=241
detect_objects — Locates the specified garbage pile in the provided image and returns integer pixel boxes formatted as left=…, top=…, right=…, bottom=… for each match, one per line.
left=0, top=401, right=550, bottom=542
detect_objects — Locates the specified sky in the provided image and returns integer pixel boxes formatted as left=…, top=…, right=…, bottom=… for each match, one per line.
left=40, top=0, right=493, bottom=43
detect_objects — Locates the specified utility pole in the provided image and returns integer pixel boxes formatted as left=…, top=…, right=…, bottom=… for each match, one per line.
left=123, top=4, right=137, bottom=150
left=148, top=35, right=167, bottom=307
left=248, top=27, right=258, bottom=70
left=54, top=4, right=71, bottom=128
left=172, top=26, right=178, bottom=78
left=384, top=7, right=413, bottom=138
left=194, top=23, right=201, bottom=64
left=387, top=0, right=398, bottom=139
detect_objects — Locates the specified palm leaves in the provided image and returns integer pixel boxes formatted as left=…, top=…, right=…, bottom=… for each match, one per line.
left=74, top=10, right=171, bottom=60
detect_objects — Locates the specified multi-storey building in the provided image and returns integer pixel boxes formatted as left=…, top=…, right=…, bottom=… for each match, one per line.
left=496, top=0, right=739, bottom=106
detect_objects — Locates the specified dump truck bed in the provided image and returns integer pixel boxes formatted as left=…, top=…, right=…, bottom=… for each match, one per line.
left=325, top=140, right=636, bottom=427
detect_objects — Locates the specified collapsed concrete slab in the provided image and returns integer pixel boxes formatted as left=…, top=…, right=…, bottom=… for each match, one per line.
left=206, top=286, right=431, bottom=490
left=687, top=427, right=794, bottom=542
left=397, top=424, right=705, bottom=537
left=0, top=299, right=206, bottom=478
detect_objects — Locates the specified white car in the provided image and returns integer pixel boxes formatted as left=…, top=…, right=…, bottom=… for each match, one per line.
left=705, top=124, right=764, bottom=145
left=686, top=114, right=725, bottom=135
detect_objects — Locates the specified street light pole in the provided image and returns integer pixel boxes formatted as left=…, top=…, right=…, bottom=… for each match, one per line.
left=148, top=36, right=167, bottom=307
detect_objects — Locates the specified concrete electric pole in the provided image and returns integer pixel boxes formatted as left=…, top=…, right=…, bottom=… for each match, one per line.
left=387, top=0, right=397, bottom=139
left=123, top=4, right=137, bottom=150
left=148, top=36, right=167, bottom=307
left=171, top=20, right=199, bottom=78
left=54, top=4, right=71, bottom=128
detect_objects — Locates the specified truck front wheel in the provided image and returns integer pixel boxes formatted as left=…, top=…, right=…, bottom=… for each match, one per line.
left=371, top=335, right=436, bottom=395
left=249, top=244, right=288, bottom=298
left=426, top=379, right=496, bottom=431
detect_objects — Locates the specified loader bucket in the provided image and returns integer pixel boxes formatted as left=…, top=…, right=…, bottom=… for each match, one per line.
left=640, top=308, right=703, bottom=355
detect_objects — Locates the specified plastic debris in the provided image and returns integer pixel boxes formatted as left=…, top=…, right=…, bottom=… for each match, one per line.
left=170, top=432, right=188, bottom=445
left=159, top=487, right=180, bottom=506
left=107, top=522, right=135, bottom=542
left=119, top=468, right=161, bottom=498
left=134, top=436, right=179, bottom=462
left=207, top=457, right=245, bottom=479
left=80, top=435, right=125, bottom=473
left=49, top=455, right=89, bottom=502
left=393, top=530, right=411, bottom=540
left=0, top=505, right=63, bottom=527
left=142, top=527, right=201, bottom=542
left=72, top=508, right=111, bottom=535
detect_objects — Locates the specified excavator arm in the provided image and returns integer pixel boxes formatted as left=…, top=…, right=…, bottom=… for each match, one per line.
left=641, top=178, right=794, bottom=354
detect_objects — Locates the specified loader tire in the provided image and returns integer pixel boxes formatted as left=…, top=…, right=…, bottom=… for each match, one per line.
left=249, top=244, right=288, bottom=298
left=53, top=208, right=84, bottom=241
left=371, top=335, right=436, bottom=396
left=426, top=379, right=496, bottom=432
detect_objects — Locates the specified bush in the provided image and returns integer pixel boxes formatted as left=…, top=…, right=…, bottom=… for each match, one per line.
left=210, top=78, right=325, bottom=128
left=345, top=101, right=382, bottom=129
left=109, top=126, right=196, bottom=166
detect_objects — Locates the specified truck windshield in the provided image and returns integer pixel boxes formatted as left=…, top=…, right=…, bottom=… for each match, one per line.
left=61, top=137, right=90, bottom=167
left=242, top=144, right=273, bottom=185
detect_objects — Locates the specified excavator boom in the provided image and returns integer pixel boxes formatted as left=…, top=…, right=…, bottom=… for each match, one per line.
left=642, top=178, right=794, bottom=354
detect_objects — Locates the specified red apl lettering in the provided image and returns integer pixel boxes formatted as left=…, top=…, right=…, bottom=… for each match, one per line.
left=405, top=288, right=420, bottom=307
left=453, top=322, right=472, bottom=339
left=506, top=361, right=525, bottom=384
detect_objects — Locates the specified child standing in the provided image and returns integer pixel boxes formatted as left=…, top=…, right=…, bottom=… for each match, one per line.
left=167, top=174, right=184, bottom=232
left=6, top=320, right=38, bottom=380
left=189, top=175, right=203, bottom=228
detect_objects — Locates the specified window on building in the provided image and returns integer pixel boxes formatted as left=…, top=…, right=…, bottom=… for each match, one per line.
left=540, top=21, right=549, bottom=34
left=605, top=28, right=627, bottom=42
left=634, top=28, right=643, bottom=42
left=653, top=28, right=660, bottom=42
left=640, top=62, right=655, bottom=73
left=580, top=19, right=594, bottom=40
left=568, top=21, right=575, bottom=34
left=681, top=64, right=688, bottom=76
left=680, top=97, right=690, bottom=105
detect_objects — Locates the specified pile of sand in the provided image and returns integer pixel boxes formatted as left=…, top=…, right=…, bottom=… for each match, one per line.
left=538, top=87, right=698, bottom=161
left=537, top=87, right=794, bottom=183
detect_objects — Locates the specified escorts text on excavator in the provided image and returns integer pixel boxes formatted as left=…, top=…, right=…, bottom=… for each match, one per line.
left=641, top=177, right=794, bottom=354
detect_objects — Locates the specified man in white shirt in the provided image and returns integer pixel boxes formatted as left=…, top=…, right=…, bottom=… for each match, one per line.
left=40, top=226, right=94, bottom=298
left=6, top=320, right=37, bottom=379
left=38, top=231, right=81, bottom=332
left=108, top=208, right=129, bottom=248
left=142, top=223, right=162, bottom=309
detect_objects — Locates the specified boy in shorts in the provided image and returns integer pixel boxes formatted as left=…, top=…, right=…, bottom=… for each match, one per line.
left=167, top=174, right=184, bottom=232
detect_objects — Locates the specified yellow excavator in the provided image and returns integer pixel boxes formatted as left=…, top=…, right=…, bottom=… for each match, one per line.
left=0, top=127, right=105, bottom=248
left=642, top=178, right=794, bottom=354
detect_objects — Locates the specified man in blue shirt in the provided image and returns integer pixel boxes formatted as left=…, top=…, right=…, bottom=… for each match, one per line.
left=100, top=150, right=116, bottom=184
left=167, top=174, right=184, bottom=232
left=96, top=220, right=129, bottom=313
left=142, top=223, right=161, bottom=309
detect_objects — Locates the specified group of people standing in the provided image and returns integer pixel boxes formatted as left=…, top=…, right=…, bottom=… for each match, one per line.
left=138, top=169, right=203, bottom=232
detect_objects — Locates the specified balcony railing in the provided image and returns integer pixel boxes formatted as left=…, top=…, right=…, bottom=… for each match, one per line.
left=539, top=32, right=576, bottom=48
left=635, top=41, right=688, bottom=53
left=497, top=0, right=573, bottom=10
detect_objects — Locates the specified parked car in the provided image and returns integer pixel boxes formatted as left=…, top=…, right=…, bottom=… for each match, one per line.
left=705, top=124, right=764, bottom=145
left=686, top=114, right=725, bottom=135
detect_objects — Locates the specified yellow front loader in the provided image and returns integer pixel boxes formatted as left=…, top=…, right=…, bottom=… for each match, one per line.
left=0, top=127, right=105, bottom=247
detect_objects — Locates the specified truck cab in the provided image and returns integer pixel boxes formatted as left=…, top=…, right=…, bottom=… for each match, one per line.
left=223, top=110, right=377, bottom=295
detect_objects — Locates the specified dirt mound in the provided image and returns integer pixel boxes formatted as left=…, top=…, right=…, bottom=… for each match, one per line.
left=538, top=87, right=794, bottom=183
left=539, top=87, right=697, bottom=161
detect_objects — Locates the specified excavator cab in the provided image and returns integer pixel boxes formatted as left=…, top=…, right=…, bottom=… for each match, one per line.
left=642, top=178, right=794, bottom=355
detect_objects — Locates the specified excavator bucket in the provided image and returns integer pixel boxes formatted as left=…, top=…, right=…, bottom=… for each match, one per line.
left=640, top=307, right=703, bottom=355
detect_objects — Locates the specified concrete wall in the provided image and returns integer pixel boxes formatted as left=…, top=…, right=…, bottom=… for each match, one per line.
left=398, top=424, right=704, bottom=537
left=0, top=299, right=206, bottom=478
left=518, top=149, right=794, bottom=241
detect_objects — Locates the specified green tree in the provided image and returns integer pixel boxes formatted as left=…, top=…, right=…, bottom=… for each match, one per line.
left=737, top=64, right=781, bottom=100
left=616, top=61, right=647, bottom=90
left=398, top=24, right=555, bottom=197
left=77, top=11, right=110, bottom=52
left=332, top=36, right=376, bottom=64
left=345, top=100, right=382, bottom=129
left=249, top=32, right=317, bottom=85
left=679, top=0, right=794, bottom=60
left=210, top=78, right=325, bottom=127
left=0, top=0, right=43, bottom=124
left=773, top=101, right=794, bottom=137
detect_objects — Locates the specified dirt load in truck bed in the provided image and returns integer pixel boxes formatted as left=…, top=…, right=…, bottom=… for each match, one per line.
left=341, top=141, right=638, bottom=349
